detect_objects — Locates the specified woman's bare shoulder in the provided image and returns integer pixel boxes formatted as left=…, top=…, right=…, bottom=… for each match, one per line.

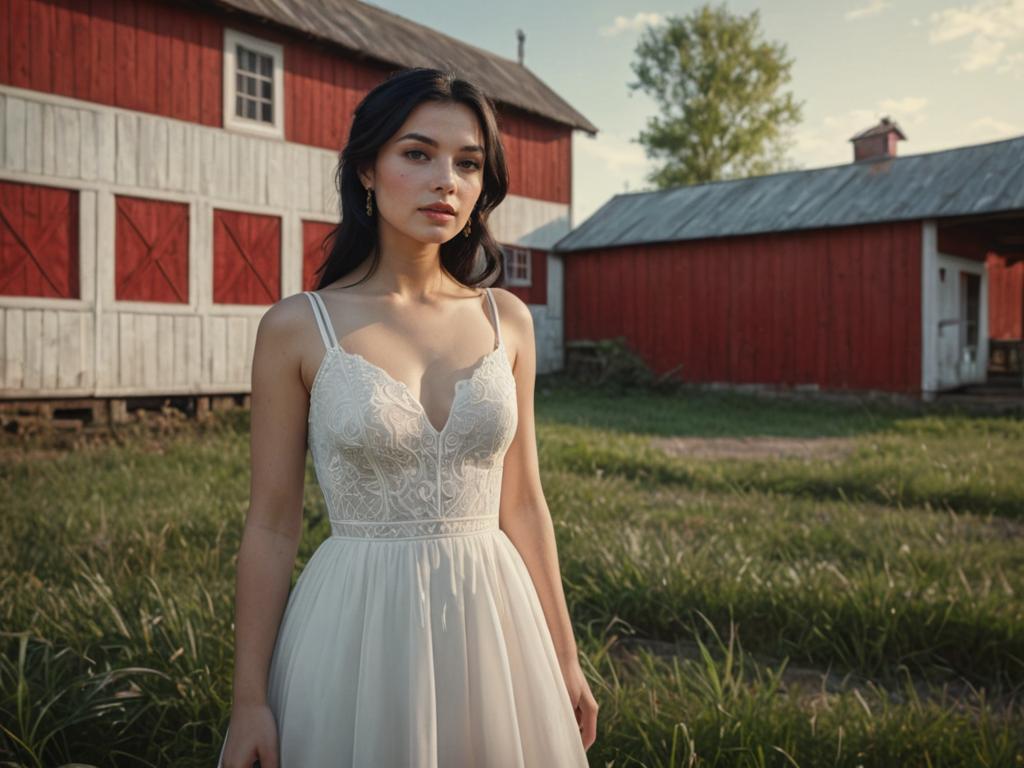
left=257, top=292, right=317, bottom=343
left=488, top=287, right=532, bottom=330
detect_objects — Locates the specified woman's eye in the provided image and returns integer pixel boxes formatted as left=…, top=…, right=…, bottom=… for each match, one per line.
left=404, top=150, right=480, bottom=170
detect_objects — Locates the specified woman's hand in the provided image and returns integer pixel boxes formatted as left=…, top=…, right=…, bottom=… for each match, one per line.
left=221, top=701, right=280, bottom=768
left=560, top=656, right=599, bottom=751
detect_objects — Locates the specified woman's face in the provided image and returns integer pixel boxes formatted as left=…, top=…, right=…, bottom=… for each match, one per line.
left=359, top=100, right=485, bottom=247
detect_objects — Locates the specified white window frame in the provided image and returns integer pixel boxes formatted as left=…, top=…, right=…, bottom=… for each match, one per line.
left=503, top=245, right=532, bottom=287
left=223, top=28, right=285, bottom=139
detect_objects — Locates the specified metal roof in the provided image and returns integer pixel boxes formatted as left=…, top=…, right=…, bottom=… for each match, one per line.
left=553, top=134, right=1024, bottom=252
left=207, top=0, right=598, bottom=135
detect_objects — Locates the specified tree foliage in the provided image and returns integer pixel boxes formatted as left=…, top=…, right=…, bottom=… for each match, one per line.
left=628, top=2, right=804, bottom=188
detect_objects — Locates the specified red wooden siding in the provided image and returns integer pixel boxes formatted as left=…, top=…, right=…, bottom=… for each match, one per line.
left=1, top=0, right=575, bottom=204
left=988, top=253, right=1023, bottom=340
left=212, top=208, right=280, bottom=304
left=495, top=107, right=572, bottom=204
left=1, top=0, right=223, bottom=127
left=301, top=219, right=335, bottom=291
left=565, top=221, right=923, bottom=394
left=0, top=179, right=79, bottom=298
left=283, top=41, right=390, bottom=152
left=937, top=226, right=993, bottom=261
left=115, top=195, right=189, bottom=302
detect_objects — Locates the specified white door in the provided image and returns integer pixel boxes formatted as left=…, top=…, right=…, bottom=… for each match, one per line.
left=935, top=256, right=984, bottom=388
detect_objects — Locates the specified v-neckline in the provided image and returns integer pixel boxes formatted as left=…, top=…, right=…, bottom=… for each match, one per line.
left=308, top=289, right=507, bottom=438
left=334, top=341, right=506, bottom=437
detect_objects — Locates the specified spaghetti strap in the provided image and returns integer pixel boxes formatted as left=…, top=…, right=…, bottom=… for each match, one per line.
left=484, top=287, right=503, bottom=350
left=304, top=291, right=339, bottom=350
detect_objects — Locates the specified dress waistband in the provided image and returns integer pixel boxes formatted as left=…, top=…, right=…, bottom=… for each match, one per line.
left=328, top=515, right=500, bottom=541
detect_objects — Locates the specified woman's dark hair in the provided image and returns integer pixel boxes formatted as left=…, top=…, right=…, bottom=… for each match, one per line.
left=313, top=67, right=509, bottom=290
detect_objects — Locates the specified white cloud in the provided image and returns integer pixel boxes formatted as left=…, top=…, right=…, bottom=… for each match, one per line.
left=878, top=96, right=929, bottom=115
left=822, top=98, right=928, bottom=135
left=823, top=108, right=880, bottom=133
left=845, top=0, right=891, bottom=20
left=599, top=12, right=667, bottom=37
left=965, top=115, right=1021, bottom=139
left=575, top=131, right=650, bottom=174
left=928, top=0, right=1024, bottom=75
left=790, top=99, right=929, bottom=168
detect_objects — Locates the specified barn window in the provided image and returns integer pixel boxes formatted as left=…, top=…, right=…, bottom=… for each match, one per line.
left=223, top=29, right=284, bottom=139
left=502, top=245, right=531, bottom=287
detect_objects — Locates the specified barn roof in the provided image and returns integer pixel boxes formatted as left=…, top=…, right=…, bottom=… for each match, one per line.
left=206, top=0, right=598, bottom=135
left=553, top=134, right=1024, bottom=252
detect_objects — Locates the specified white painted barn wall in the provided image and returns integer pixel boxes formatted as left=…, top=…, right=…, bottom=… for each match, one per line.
left=0, top=83, right=569, bottom=398
left=487, top=190, right=570, bottom=375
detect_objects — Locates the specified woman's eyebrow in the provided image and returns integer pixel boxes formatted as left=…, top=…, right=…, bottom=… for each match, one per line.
left=396, top=132, right=484, bottom=154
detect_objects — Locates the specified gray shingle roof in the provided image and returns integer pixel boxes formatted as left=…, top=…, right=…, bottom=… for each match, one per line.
left=208, top=0, right=598, bottom=135
left=554, top=134, right=1024, bottom=252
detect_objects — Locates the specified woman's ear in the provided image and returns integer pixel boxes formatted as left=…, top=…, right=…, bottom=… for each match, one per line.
left=357, top=162, right=374, bottom=191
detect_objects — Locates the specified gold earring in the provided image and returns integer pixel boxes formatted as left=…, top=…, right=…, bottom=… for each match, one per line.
left=463, top=214, right=471, bottom=238
left=365, top=188, right=374, bottom=216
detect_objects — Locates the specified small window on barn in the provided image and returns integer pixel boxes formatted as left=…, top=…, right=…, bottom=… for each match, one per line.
left=223, top=29, right=284, bottom=139
left=502, top=245, right=531, bottom=287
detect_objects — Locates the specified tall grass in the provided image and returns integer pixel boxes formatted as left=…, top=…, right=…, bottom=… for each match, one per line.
left=2, top=389, right=1022, bottom=766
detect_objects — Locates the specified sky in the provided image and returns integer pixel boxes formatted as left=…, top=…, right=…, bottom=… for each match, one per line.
left=364, top=0, right=1024, bottom=227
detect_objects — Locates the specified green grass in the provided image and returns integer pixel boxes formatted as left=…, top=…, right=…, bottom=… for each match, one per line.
left=2, top=385, right=1023, bottom=766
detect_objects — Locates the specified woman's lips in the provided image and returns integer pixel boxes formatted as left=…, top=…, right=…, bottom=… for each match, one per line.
left=419, top=209, right=455, bottom=222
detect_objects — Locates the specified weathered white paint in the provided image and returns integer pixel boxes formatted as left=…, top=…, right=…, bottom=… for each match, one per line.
left=1, top=83, right=570, bottom=396
left=532, top=253, right=565, bottom=373
left=486, top=193, right=570, bottom=373
left=920, top=219, right=990, bottom=398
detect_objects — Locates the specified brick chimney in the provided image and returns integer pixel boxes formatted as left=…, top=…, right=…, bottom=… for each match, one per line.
left=849, top=116, right=906, bottom=162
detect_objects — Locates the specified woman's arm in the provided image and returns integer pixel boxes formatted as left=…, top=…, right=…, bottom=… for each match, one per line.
left=230, top=298, right=311, bottom=709
left=495, top=290, right=577, bottom=663
left=494, top=289, right=598, bottom=749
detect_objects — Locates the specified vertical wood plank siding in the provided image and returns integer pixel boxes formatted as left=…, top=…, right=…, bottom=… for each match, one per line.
left=0, top=0, right=572, bottom=204
left=564, top=221, right=924, bottom=394
left=987, top=255, right=1023, bottom=340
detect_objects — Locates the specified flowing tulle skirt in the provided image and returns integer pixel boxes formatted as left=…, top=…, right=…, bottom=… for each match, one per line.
left=217, top=528, right=588, bottom=767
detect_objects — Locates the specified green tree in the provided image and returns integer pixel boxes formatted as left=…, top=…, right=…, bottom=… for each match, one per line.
left=628, top=2, right=804, bottom=187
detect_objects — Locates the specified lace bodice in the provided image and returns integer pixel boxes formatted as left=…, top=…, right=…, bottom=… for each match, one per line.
left=303, top=289, right=518, bottom=540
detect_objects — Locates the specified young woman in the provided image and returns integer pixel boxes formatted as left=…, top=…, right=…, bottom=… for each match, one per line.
left=218, top=67, right=597, bottom=767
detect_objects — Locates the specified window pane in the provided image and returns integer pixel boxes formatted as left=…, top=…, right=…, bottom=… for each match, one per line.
left=235, top=95, right=244, bottom=117
left=236, top=72, right=244, bottom=92
left=245, top=99, right=256, bottom=119
left=261, top=79, right=272, bottom=100
left=260, top=54, right=272, bottom=77
left=261, top=102, right=272, bottom=122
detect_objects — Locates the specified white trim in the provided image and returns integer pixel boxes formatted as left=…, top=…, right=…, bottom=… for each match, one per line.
left=921, top=219, right=991, bottom=398
left=223, top=28, right=284, bottom=140
left=503, top=244, right=532, bottom=287
left=921, top=220, right=938, bottom=399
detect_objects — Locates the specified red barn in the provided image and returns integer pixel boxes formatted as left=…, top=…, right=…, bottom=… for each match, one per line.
left=554, top=119, right=1024, bottom=400
left=0, top=0, right=596, bottom=413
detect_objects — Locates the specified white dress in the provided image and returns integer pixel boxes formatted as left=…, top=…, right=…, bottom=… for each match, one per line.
left=217, top=288, right=588, bottom=767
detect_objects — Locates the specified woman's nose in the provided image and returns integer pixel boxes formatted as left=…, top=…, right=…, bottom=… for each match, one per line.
left=433, top=160, right=457, bottom=189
